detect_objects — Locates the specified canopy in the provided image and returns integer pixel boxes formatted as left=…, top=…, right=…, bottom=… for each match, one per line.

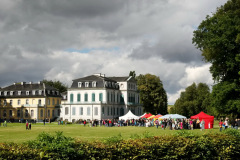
left=191, top=112, right=214, bottom=129
left=160, top=114, right=186, bottom=119
left=147, top=115, right=156, bottom=119
left=152, top=114, right=162, bottom=119
left=141, top=113, right=152, bottom=118
left=119, top=110, right=140, bottom=121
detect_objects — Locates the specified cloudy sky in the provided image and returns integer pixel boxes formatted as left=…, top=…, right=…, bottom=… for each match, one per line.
left=0, top=0, right=227, bottom=104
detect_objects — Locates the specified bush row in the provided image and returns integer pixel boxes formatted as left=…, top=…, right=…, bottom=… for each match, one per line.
left=0, top=129, right=240, bottom=159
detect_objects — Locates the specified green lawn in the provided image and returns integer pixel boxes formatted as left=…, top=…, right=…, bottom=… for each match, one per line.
left=0, top=122, right=221, bottom=143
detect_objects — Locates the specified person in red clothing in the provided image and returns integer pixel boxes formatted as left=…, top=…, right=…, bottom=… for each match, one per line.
left=109, top=119, right=112, bottom=127
left=26, top=121, right=29, bottom=130
left=219, top=119, right=223, bottom=132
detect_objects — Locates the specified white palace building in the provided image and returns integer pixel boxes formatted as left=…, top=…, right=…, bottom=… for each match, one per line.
left=60, top=73, right=143, bottom=122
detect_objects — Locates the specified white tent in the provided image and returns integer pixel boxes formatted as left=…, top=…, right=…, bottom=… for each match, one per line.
left=160, top=114, right=186, bottom=119
left=119, top=110, right=140, bottom=121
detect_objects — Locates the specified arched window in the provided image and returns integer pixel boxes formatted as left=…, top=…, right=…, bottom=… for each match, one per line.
left=77, top=93, right=81, bottom=102
left=84, top=93, right=88, bottom=102
left=92, top=93, right=95, bottom=102
left=70, top=94, right=74, bottom=103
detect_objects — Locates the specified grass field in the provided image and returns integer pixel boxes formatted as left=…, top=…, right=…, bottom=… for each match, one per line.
left=0, top=122, right=221, bottom=143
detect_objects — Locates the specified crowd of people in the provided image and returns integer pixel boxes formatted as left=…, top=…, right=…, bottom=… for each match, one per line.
left=76, top=118, right=207, bottom=130
left=219, top=118, right=240, bottom=131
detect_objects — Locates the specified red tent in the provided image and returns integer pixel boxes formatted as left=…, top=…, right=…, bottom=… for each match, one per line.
left=141, top=113, right=152, bottom=118
left=191, top=112, right=214, bottom=129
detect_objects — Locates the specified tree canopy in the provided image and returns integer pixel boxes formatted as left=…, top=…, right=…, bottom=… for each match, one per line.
left=192, top=0, right=240, bottom=117
left=42, top=80, right=68, bottom=93
left=170, top=83, right=211, bottom=118
left=136, top=74, right=168, bottom=115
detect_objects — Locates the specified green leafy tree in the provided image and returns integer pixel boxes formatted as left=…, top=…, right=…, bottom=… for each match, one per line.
left=136, top=74, right=168, bottom=114
left=192, top=0, right=240, bottom=117
left=42, top=79, right=68, bottom=93
left=171, top=83, right=211, bottom=117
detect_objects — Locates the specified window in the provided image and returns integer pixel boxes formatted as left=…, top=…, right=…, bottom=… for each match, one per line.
left=77, top=93, right=81, bottom=102
left=79, top=107, right=83, bottom=115
left=17, top=110, right=20, bottom=117
left=25, top=109, right=28, bottom=117
left=85, top=82, right=89, bottom=87
left=111, top=107, right=112, bottom=115
left=18, top=91, right=21, bottom=95
left=52, top=99, right=55, bottom=105
left=26, top=91, right=29, bottom=95
left=107, top=92, right=109, bottom=102
left=48, top=110, right=50, bottom=117
left=26, top=99, right=29, bottom=105
left=92, top=93, right=95, bottom=102
left=10, top=100, right=12, bottom=106
left=3, top=110, right=6, bottom=117
left=48, top=90, right=50, bottom=94
left=70, top=94, right=74, bottom=103
left=52, top=91, right=55, bottom=95
left=40, top=109, right=43, bottom=117
left=113, top=107, right=115, bottom=116
left=52, top=110, right=55, bottom=117
left=9, top=110, right=12, bottom=117
left=120, top=108, right=124, bottom=116
left=92, top=81, right=97, bottom=87
left=72, top=107, right=76, bottom=115
left=18, top=99, right=21, bottom=105
left=4, top=91, right=7, bottom=96
left=32, top=90, right=35, bottom=95
left=39, top=90, right=42, bottom=95
left=87, top=107, right=90, bottom=115
left=94, top=107, right=98, bottom=115
left=57, top=99, right=59, bottom=105
left=48, top=99, right=50, bottom=105
left=117, top=108, right=119, bottom=115
left=84, top=93, right=88, bottom=102
left=31, top=110, right=34, bottom=117
left=10, top=91, right=14, bottom=96
left=65, top=107, right=69, bottom=115
left=99, top=93, right=103, bottom=102
left=78, top=82, right=82, bottom=87
left=102, top=107, right=104, bottom=115
left=4, top=100, right=7, bottom=106
left=38, top=99, right=41, bottom=105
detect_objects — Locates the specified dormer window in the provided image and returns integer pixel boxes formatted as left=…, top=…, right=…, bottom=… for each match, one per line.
left=85, top=82, right=89, bottom=87
left=78, top=82, right=82, bottom=87
left=105, top=81, right=108, bottom=87
left=92, top=81, right=97, bottom=87
left=4, top=91, right=7, bottom=96
left=10, top=91, right=14, bottom=96
left=32, top=90, right=35, bottom=95
left=108, top=82, right=111, bottom=87
left=18, top=91, right=21, bottom=95
left=39, top=90, right=42, bottom=95
left=52, top=91, right=55, bottom=95
left=56, top=91, right=59, bottom=95
left=26, top=91, right=30, bottom=95
left=0, top=91, right=1, bottom=96
left=48, top=90, right=50, bottom=94
left=112, top=82, right=115, bottom=88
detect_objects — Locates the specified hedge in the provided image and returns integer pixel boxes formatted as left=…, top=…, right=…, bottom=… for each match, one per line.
left=0, top=129, right=239, bottom=159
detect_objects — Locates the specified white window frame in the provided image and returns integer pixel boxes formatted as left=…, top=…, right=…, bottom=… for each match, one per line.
left=10, top=91, right=14, bottom=96
left=26, top=91, right=30, bottom=95
left=92, top=81, right=97, bottom=87
left=4, top=91, right=7, bottom=96
left=39, top=90, right=42, bottom=95
left=78, top=82, right=82, bottom=88
left=85, top=82, right=89, bottom=87
left=32, top=90, right=35, bottom=95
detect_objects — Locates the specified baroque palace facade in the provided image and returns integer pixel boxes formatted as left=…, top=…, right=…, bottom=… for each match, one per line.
left=61, top=73, right=143, bottom=122
left=0, top=81, right=62, bottom=122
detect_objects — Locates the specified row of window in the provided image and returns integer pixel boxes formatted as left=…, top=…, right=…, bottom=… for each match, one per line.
left=0, top=90, right=59, bottom=96
left=1, top=109, right=61, bottom=118
left=0, top=99, right=60, bottom=106
left=65, top=106, right=126, bottom=116
left=78, top=81, right=97, bottom=88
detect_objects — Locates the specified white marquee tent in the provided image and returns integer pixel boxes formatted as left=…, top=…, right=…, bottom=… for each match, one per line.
left=119, top=110, right=140, bottom=121
left=160, top=114, right=186, bottom=119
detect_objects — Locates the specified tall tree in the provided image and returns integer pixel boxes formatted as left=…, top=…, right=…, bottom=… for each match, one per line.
left=42, top=80, right=68, bottom=93
left=192, top=0, right=240, bottom=117
left=171, top=83, right=211, bottom=117
left=136, top=74, right=168, bottom=114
